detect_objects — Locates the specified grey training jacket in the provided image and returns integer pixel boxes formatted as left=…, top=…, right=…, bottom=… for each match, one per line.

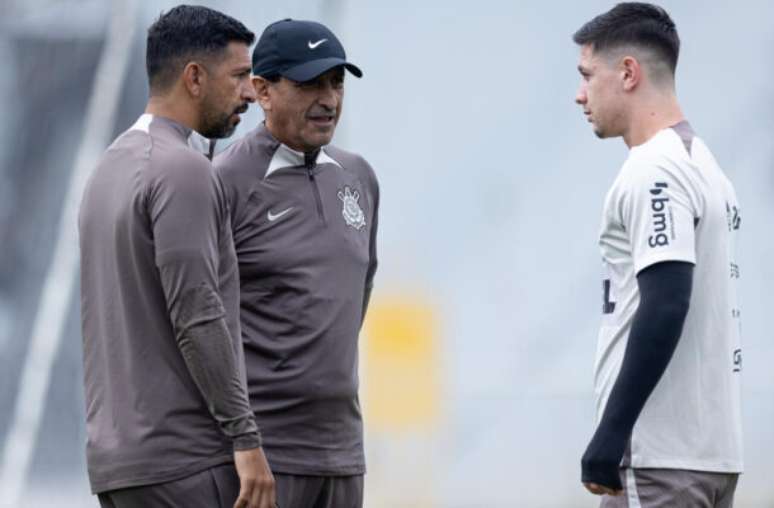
left=214, top=123, right=379, bottom=475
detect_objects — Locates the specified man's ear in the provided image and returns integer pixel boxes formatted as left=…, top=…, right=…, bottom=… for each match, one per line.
left=252, top=76, right=273, bottom=111
left=621, top=55, right=641, bottom=92
left=182, top=62, right=208, bottom=99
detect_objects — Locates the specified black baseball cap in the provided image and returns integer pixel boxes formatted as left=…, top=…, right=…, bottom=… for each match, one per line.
left=252, top=19, right=362, bottom=82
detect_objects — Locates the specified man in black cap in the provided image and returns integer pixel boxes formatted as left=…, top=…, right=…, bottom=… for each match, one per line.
left=214, top=19, right=378, bottom=508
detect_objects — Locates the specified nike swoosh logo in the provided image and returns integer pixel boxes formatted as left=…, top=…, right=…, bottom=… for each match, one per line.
left=267, top=208, right=293, bottom=222
left=308, top=38, right=328, bottom=49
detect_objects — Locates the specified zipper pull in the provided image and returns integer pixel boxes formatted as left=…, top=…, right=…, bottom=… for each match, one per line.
left=304, top=151, right=318, bottom=179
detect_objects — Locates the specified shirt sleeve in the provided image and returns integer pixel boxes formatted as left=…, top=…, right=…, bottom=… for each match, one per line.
left=362, top=174, right=379, bottom=323
left=148, top=152, right=222, bottom=309
left=582, top=261, right=693, bottom=490
left=620, top=160, right=697, bottom=274
left=146, top=151, right=260, bottom=449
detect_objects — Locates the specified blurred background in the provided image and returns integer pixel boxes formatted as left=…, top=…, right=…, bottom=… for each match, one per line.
left=0, top=0, right=772, bottom=506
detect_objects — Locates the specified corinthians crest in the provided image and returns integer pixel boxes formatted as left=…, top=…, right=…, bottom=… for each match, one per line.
left=337, top=186, right=366, bottom=230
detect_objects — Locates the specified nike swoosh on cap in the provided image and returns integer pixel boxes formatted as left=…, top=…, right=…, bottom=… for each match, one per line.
left=267, top=208, right=293, bottom=222
left=308, top=38, right=328, bottom=49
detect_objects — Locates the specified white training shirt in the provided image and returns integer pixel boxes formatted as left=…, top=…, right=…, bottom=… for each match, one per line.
left=595, top=121, right=743, bottom=473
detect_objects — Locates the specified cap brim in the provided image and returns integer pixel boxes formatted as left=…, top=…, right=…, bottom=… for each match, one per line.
left=281, top=57, right=362, bottom=82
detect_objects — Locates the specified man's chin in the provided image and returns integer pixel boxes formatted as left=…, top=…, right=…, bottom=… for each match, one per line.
left=201, top=122, right=237, bottom=140
left=304, top=133, right=335, bottom=150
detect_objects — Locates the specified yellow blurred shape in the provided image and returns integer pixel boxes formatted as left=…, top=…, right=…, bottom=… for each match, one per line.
left=364, top=296, right=440, bottom=431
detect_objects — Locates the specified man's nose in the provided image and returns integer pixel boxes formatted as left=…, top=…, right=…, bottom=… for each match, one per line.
left=317, top=83, right=338, bottom=109
left=575, top=83, right=586, bottom=105
left=242, top=80, right=257, bottom=103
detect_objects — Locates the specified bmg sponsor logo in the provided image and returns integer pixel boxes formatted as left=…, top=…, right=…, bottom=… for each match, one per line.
left=648, top=182, right=673, bottom=248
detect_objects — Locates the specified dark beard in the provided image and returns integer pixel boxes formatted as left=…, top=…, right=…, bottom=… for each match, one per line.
left=200, top=109, right=236, bottom=139
left=200, top=100, right=249, bottom=139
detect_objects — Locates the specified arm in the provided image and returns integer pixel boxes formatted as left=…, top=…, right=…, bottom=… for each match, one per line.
left=582, top=260, right=693, bottom=491
left=172, top=286, right=261, bottom=450
left=150, top=154, right=260, bottom=450
left=361, top=175, right=379, bottom=324
left=152, top=155, right=275, bottom=507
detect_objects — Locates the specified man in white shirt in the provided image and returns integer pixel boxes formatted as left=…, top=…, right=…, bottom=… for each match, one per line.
left=573, top=3, right=743, bottom=506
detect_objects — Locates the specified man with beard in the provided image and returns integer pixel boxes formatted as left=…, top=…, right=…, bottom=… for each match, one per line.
left=79, top=6, right=275, bottom=508
left=214, top=19, right=378, bottom=508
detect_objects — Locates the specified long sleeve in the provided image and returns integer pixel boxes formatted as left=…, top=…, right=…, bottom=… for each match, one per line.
left=149, top=152, right=260, bottom=450
left=582, top=261, right=693, bottom=489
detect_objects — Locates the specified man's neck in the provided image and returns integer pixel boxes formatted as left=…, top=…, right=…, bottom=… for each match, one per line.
left=146, top=95, right=199, bottom=133
left=623, top=90, right=684, bottom=148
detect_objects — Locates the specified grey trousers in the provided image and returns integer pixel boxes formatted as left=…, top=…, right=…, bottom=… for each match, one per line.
left=97, top=463, right=240, bottom=508
left=274, top=473, right=363, bottom=508
left=600, top=468, right=739, bottom=508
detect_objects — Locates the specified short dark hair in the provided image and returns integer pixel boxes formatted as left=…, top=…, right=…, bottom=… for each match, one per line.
left=146, top=5, right=255, bottom=93
left=573, top=2, right=680, bottom=75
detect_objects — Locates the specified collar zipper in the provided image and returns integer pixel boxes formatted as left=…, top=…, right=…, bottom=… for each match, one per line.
left=305, top=152, right=326, bottom=224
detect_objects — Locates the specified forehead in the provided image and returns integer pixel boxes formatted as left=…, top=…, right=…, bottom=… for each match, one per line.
left=217, top=41, right=252, bottom=67
left=324, top=66, right=345, bottom=79
left=578, top=44, right=598, bottom=68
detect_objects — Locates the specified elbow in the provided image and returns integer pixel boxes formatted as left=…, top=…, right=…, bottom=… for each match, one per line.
left=644, top=294, right=691, bottom=343
left=654, top=296, right=691, bottom=326
left=173, top=284, right=227, bottom=342
left=668, top=290, right=691, bottom=320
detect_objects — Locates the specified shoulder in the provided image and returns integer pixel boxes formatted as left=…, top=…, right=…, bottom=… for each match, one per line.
left=142, top=139, right=218, bottom=212
left=214, top=127, right=275, bottom=182
left=149, top=142, right=212, bottom=184
left=324, top=144, right=374, bottom=173
left=618, top=134, right=693, bottom=194
left=99, top=119, right=155, bottom=167
left=325, top=145, right=378, bottom=191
